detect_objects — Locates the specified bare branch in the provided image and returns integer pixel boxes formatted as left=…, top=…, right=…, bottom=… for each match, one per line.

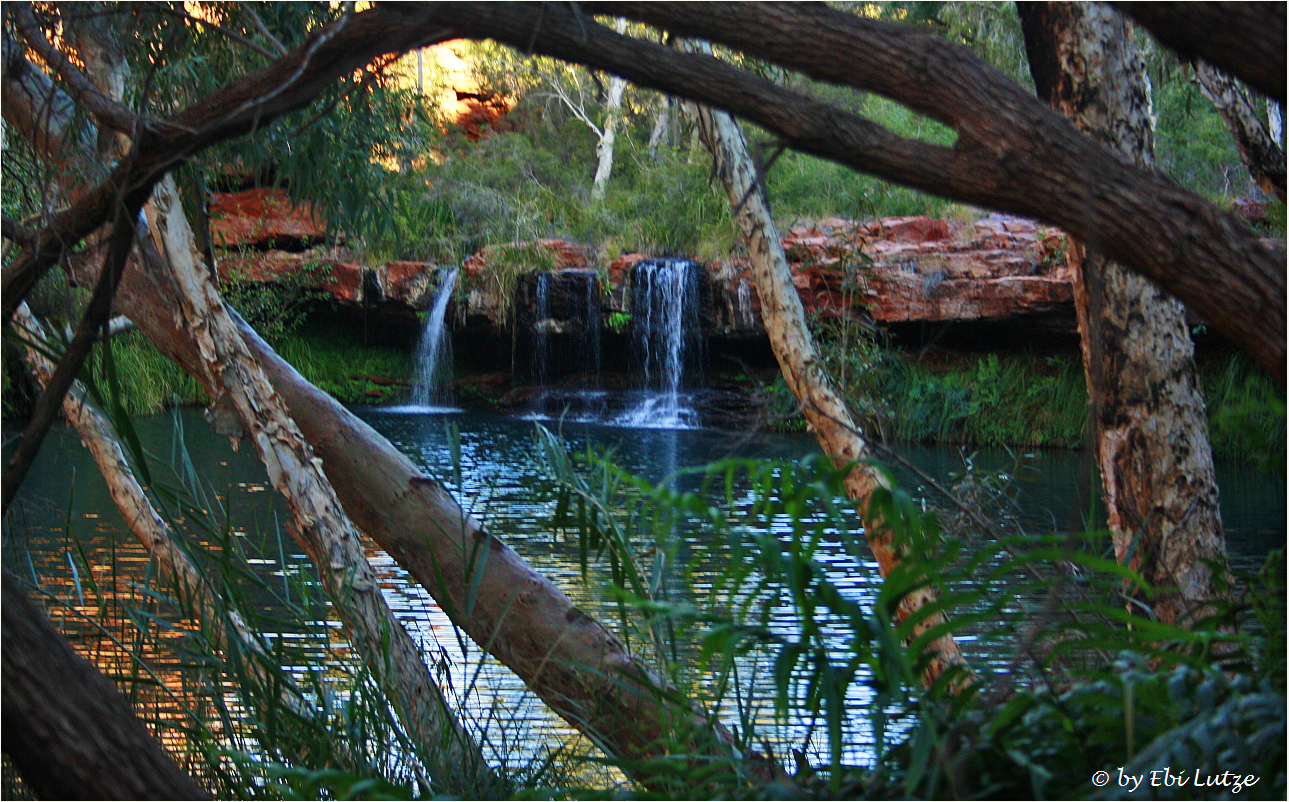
left=2, top=174, right=146, bottom=513
left=144, top=1, right=279, bottom=61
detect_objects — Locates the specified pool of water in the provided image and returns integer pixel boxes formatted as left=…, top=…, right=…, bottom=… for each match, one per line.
left=4, top=406, right=1282, bottom=773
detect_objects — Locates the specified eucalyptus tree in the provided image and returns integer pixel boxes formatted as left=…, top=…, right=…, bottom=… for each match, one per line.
left=1018, top=1, right=1228, bottom=626
left=1, top=1, right=1283, bottom=795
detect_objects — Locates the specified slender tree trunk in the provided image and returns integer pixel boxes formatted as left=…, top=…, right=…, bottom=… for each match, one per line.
left=11, top=302, right=305, bottom=705
left=591, top=20, right=629, bottom=200
left=1192, top=60, right=1286, bottom=201
left=647, top=100, right=670, bottom=161
left=679, top=38, right=966, bottom=686
left=3, top=570, right=207, bottom=800
left=1, top=36, right=739, bottom=778
left=1019, top=2, right=1229, bottom=626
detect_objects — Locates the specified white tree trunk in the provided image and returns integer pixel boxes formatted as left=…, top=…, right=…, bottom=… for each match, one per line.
left=1194, top=60, right=1286, bottom=201
left=1019, top=2, right=1229, bottom=626
left=591, top=20, right=629, bottom=200
left=679, top=38, right=966, bottom=686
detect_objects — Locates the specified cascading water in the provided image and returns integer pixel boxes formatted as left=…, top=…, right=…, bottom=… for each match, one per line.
left=532, top=273, right=551, bottom=387
left=618, top=259, right=702, bottom=428
left=409, top=267, right=458, bottom=408
left=525, top=270, right=606, bottom=421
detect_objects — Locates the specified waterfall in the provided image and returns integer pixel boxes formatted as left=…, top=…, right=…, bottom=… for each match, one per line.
left=579, top=271, right=602, bottom=386
left=619, top=259, right=702, bottom=428
left=533, top=272, right=551, bottom=385
left=525, top=270, right=606, bottom=422
left=409, top=267, right=458, bottom=407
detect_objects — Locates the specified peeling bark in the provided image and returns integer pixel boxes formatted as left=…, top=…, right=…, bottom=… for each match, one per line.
left=1193, top=61, right=1286, bottom=201
left=142, top=175, right=492, bottom=782
left=1019, top=2, right=1228, bottom=626
left=680, top=38, right=966, bottom=685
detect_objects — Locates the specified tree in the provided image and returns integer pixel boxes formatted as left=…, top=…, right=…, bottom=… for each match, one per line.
left=2, top=570, right=207, bottom=800
left=679, top=36, right=966, bottom=685
left=1017, top=2, right=1229, bottom=626
left=1191, top=60, right=1287, bottom=202
left=2, top=1, right=1283, bottom=793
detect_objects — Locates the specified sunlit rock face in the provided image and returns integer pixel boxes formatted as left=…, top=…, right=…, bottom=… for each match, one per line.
left=207, top=190, right=1075, bottom=338
left=704, top=214, right=1074, bottom=333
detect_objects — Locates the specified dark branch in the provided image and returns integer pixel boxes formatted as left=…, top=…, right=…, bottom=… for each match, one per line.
left=1, top=5, right=456, bottom=326
left=9, top=2, right=142, bottom=136
left=2, top=571, right=207, bottom=799
left=2, top=163, right=147, bottom=513
left=1114, top=1, right=1285, bottom=103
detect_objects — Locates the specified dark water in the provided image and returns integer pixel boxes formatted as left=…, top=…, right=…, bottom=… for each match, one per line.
left=4, top=407, right=1283, bottom=769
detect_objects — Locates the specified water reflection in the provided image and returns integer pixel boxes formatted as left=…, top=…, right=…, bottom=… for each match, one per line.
left=4, top=407, right=1283, bottom=775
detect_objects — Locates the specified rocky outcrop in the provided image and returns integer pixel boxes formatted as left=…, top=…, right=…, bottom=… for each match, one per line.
left=207, top=186, right=1073, bottom=336
left=209, top=187, right=328, bottom=249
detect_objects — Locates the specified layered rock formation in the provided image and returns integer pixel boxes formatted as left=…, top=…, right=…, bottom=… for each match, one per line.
left=207, top=187, right=1074, bottom=337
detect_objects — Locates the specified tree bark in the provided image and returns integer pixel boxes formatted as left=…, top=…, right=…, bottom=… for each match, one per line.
left=5, top=3, right=1284, bottom=382
left=1112, top=2, right=1285, bottom=103
left=1019, top=2, right=1228, bottom=626
left=1192, top=60, right=1286, bottom=202
left=591, top=20, right=629, bottom=200
left=680, top=38, right=966, bottom=685
left=2, top=570, right=208, bottom=800
left=591, top=72, right=626, bottom=199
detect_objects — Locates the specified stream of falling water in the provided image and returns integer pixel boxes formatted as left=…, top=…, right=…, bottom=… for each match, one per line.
left=408, top=267, right=459, bottom=409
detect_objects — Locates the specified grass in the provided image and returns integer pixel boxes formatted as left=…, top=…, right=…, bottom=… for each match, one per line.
left=273, top=319, right=416, bottom=405
left=800, top=325, right=1285, bottom=466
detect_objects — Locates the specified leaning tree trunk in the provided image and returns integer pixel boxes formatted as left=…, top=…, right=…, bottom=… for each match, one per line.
left=142, top=176, right=493, bottom=783
left=1192, top=60, right=1287, bottom=202
left=10, top=301, right=313, bottom=715
left=3, top=570, right=207, bottom=800
left=1019, top=2, right=1229, bottom=626
left=679, top=38, right=966, bottom=686
left=0, top=26, right=489, bottom=786
left=1, top=33, right=741, bottom=778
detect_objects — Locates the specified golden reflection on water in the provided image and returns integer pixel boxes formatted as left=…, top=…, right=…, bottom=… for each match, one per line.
left=7, top=408, right=1281, bottom=792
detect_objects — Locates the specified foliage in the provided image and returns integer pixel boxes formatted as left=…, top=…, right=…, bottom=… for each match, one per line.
left=1201, top=354, right=1286, bottom=473
left=813, top=323, right=1089, bottom=448
left=535, top=425, right=1286, bottom=799
left=221, top=262, right=333, bottom=345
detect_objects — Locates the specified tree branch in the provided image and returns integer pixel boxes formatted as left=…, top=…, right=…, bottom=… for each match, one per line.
left=436, top=1, right=1284, bottom=382
left=143, top=1, right=280, bottom=61
left=9, top=2, right=142, bottom=137
left=236, top=1, right=289, bottom=56
left=2, top=170, right=145, bottom=513
left=1, top=5, right=457, bottom=325
left=1114, top=1, right=1285, bottom=103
